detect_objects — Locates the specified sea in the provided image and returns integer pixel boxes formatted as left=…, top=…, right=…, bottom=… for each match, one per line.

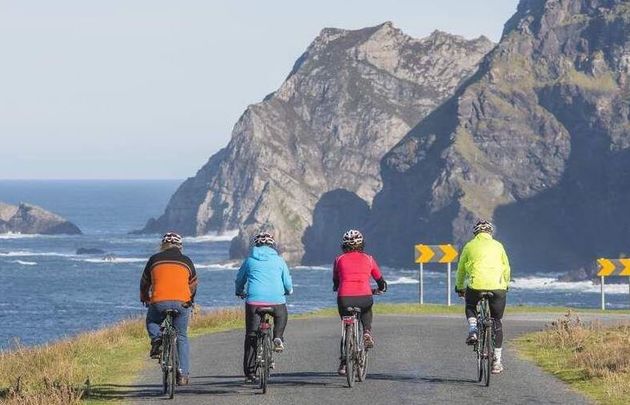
left=0, top=180, right=628, bottom=349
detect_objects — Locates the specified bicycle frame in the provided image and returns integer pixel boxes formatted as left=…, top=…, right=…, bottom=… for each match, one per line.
left=474, top=296, right=494, bottom=387
left=340, top=310, right=366, bottom=387
left=160, top=312, right=178, bottom=399
left=256, top=312, right=274, bottom=394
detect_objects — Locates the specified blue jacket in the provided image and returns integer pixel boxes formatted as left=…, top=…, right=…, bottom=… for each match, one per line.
left=235, top=246, right=293, bottom=304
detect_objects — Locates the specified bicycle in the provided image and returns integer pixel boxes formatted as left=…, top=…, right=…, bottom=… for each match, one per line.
left=473, top=292, right=495, bottom=387
left=254, top=307, right=275, bottom=394
left=159, top=309, right=179, bottom=399
left=340, top=289, right=382, bottom=388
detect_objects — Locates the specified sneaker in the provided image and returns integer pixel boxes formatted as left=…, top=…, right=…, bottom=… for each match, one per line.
left=273, top=338, right=285, bottom=352
left=176, top=375, right=190, bottom=386
left=149, top=338, right=162, bottom=359
left=337, top=362, right=347, bottom=376
left=466, top=330, right=478, bottom=345
left=270, top=360, right=276, bottom=370
left=363, top=332, right=375, bottom=349
left=244, top=375, right=256, bottom=384
left=491, top=360, right=504, bottom=374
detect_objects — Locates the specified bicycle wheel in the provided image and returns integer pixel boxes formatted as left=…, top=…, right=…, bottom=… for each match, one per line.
left=475, top=327, right=483, bottom=383
left=168, top=335, right=177, bottom=398
left=357, top=323, right=368, bottom=382
left=161, top=336, right=169, bottom=394
left=345, top=324, right=355, bottom=388
left=261, top=333, right=272, bottom=394
left=483, top=325, right=492, bottom=387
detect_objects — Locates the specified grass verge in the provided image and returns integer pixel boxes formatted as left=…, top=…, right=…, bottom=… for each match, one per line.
left=0, top=308, right=243, bottom=405
left=517, top=311, right=630, bottom=405
left=1, top=303, right=627, bottom=404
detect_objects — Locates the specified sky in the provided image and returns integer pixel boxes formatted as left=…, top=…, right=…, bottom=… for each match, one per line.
left=0, top=0, right=520, bottom=180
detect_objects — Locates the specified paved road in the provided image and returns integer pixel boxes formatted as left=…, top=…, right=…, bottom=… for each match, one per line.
left=94, top=312, right=630, bottom=404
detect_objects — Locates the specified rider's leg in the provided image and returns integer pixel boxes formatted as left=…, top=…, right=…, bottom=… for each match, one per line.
left=243, top=304, right=260, bottom=378
left=464, top=289, right=481, bottom=343
left=170, top=302, right=191, bottom=377
left=489, top=290, right=507, bottom=370
left=145, top=302, right=165, bottom=341
left=271, top=304, right=288, bottom=341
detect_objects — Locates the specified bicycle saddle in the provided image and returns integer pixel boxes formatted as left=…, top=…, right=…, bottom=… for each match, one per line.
left=479, top=292, right=494, bottom=298
left=163, top=309, right=180, bottom=316
left=346, top=306, right=362, bottom=314
left=256, top=307, right=275, bottom=315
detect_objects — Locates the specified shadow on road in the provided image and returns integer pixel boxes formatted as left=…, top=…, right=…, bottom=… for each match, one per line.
left=367, top=373, right=477, bottom=385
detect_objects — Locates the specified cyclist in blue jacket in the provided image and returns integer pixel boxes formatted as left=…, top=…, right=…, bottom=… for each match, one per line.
left=235, top=232, right=293, bottom=383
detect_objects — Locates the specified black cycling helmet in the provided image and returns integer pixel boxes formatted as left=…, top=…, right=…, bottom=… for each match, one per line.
left=473, top=220, right=494, bottom=235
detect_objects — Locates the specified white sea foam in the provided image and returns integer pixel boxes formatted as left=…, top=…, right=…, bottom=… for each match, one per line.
left=0, top=233, right=41, bottom=239
left=78, top=257, right=146, bottom=264
left=388, top=276, right=419, bottom=285
left=511, top=276, right=629, bottom=294
left=0, top=250, right=76, bottom=258
left=11, top=260, right=37, bottom=266
left=185, top=231, right=239, bottom=243
left=293, top=265, right=330, bottom=271
left=197, top=262, right=239, bottom=270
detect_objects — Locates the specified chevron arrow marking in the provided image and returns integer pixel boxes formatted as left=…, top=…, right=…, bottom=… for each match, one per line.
left=438, top=244, right=458, bottom=263
left=597, top=258, right=616, bottom=277
left=415, top=244, right=435, bottom=264
left=619, top=258, right=630, bottom=276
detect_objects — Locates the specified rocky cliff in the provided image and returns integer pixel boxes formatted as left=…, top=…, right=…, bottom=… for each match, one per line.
left=142, top=22, right=494, bottom=263
left=0, top=202, right=82, bottom=235
left=369, top=0, right=630, bottom=274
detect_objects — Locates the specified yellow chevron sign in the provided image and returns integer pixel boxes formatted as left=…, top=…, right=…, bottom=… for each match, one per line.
left=415, top=244, right=458, bottom=264
left=597, top=258, right=630, bottom=277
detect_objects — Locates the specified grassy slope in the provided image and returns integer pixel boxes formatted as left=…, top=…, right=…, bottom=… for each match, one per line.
left=517, top=312, right=630, bottom=405
left=1, top=303, right=627, bottom=404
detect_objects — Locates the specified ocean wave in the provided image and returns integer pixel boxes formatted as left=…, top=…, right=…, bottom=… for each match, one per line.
left=293, top=265, right=330, bottom=271
left=11, top=260, right=38, bottom=266
left=0, top=250, right=76, bottom=258
left=197, top=262, right=239, bottom=270
left=185, top=231, right=239, bottom=243
left=77, top=257, right=146, bottom=264
left=511, top=276, right=629, bottom=294
left=388, top=276, right=419, bottom=285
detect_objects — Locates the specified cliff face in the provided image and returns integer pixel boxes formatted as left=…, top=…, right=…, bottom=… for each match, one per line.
left=0, top=202, right=82, bottom=235
left=142, top=22, right=494, bottom=263
left=369, top=0, right=630, bottom=273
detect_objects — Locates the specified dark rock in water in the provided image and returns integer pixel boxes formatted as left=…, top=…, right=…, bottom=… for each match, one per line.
left=140, top=22, right=494, bottom=264
left=369, top=0, right=630, bottom=272
left=0, top=202, right=82, bottom=235
left=76, top=248, right=106, bottom=255
left=103, top=254, right=117, bottom=262
left=558, top=267, right=590, bottom=282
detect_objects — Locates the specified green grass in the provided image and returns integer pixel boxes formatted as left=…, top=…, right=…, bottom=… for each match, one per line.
left=2, top=303, right=627, bottom=404
left=517, top=313, right=630, bottom=404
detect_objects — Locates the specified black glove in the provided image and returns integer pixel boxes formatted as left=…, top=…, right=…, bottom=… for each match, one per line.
left=455, top=288, right=466, bottom=298
left=376, top=277, right=387, bottom=293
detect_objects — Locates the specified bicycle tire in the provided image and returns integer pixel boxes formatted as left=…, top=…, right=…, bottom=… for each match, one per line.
left=345, top=323, right=355, bottom=388
left=261, top=332, right=272, bottom=394
left=161, top=334, right=170, bottom=395
left=475, top=329, right=483, bottom=383
left=357, top=322, right=368, bottom=382
left=169, top=334, right=177, bottom=399
left=484, top=325, right=491, bottom=387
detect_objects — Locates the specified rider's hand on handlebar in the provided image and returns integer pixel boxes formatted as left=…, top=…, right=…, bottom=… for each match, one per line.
left=455, top=288, right=466, bottom=298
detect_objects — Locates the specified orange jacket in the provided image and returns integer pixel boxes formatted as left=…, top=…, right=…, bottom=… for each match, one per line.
left=140, top=248, right=198, bottom=304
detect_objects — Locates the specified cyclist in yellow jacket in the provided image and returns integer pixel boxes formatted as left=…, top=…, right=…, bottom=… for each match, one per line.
left=455, top=220, right=510, bottom=374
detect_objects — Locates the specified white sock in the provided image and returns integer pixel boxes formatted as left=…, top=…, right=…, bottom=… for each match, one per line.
left=467, top=317, right=478, bottom=332
left=494, top=348, right=502, bottom=362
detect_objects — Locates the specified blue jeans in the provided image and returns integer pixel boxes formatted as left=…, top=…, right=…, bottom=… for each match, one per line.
left=146, top=301, right=190, bottom=375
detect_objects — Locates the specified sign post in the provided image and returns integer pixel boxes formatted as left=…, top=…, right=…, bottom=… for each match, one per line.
left=414, top=244, right=458, bottom=305
left=596, top=258, right=630, bottom=310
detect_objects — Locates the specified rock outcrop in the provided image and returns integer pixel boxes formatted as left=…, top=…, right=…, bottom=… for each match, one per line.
left=0, top=202, right=82, bottom=235
left=369, top=0, right=630, bottom=274
left=142, top=22, right=494, bottom=263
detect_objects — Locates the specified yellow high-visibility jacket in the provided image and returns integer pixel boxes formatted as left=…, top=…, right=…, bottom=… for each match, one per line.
left=455, top=233, right=511, bottom=291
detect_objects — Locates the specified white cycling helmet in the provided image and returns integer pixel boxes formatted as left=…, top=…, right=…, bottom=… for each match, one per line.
left=162, top=232, right=183, bottom=248
left=253, top=232, right=275, bottom=247
left=342, top=229, right=364, bottom=248
left=473, top=220, right=494, bottom=235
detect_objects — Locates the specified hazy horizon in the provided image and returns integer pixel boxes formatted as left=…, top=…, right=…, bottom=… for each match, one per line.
left=0, top=0, right=519, bottom=180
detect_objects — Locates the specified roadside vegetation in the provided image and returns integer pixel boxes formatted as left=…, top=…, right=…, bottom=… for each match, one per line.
left=518, top=311, right=630, bottom=405
left=1, top=303, right=627, bottom=404
left=0, top=308, right=243, bottom=405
